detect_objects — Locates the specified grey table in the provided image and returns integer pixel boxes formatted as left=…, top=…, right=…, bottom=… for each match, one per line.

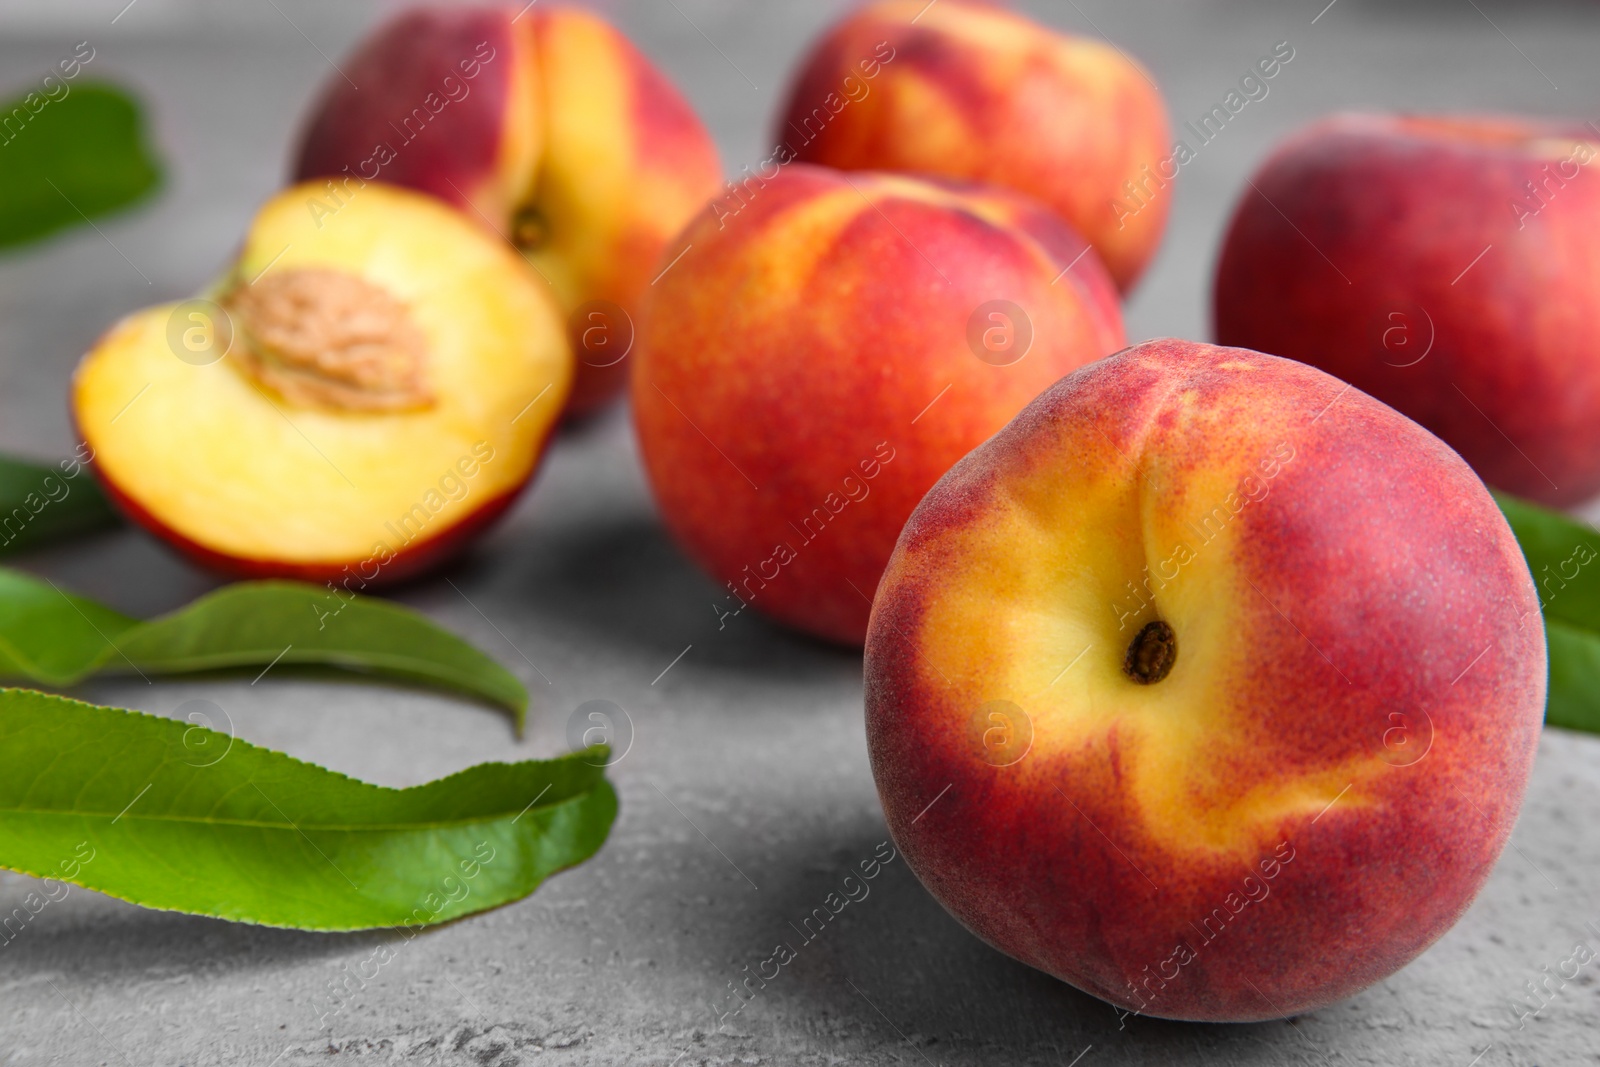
left=1, top=1, right=1598, bottom=1063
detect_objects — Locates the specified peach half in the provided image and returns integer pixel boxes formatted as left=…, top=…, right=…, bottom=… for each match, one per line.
left=866, top=339, right=1545, bottom=1021
left=73, top=181, right=571, bottom=584
left=292, top=4, right=722, bottom=417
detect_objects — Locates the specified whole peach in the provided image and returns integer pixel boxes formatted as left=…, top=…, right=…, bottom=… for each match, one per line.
left=866, top=339, right=1544, bottom=1021
left=293, top=4, right=721, bottom=417
left=633, top=164, right=1125, bottom=645
left=775, top=0, right=1171, bottom=291
left=1214, top=113, right=1600, bottom=507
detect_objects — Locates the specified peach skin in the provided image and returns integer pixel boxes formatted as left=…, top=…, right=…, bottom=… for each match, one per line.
left=293, top=4, right=721, bottom=417
left=1215, top=113, right=1600, bottom=507
left=633, top=163, right=1125, bottom=646
left=775, top=0, right=1172, bottom=291
left=865, top=339, right=1545, bottom=1021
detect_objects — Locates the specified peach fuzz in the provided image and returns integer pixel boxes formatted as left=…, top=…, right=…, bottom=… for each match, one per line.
left=632, top=164, right=1125, bottom=646
left=775, top=0, right=1171, bottom=291
left=865, top=339, right=1545, bottom=1021
left=1214, top=112, right=1600, bottom=507
left=292, top=4, right=722, bottom=417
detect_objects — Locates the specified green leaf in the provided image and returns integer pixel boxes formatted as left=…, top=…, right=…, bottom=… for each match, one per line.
left=0, top=82, right=162, bottom=251
left=0, top=567, right=137, bottom=682
left=1547, top=620, right=1600, bottom=734
left=0, top=569, right=529, bottom=731
left=1493, top=491, right=1600, bottom=733
left=0, top=689, right=615, bottom=931
left=0, top=453, right=120, bottom=555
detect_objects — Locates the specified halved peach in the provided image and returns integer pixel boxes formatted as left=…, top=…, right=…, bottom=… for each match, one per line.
left=291, top=5, right=722, bottom=417
left=73, top=180, right=571, bottom=584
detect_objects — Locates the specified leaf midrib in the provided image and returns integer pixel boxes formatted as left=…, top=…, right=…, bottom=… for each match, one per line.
left=105, top=648, right=490, bottom=684
left=0, top=792, right=596, bottom=833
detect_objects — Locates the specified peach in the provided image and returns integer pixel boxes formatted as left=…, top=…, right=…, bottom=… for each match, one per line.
left=865, top=339, right=1545, bottom=1021
left=1214, top=112, right=1600, bottom=507
left=633, top=164, right=1125, bottom=646
left=292, top=4, right=722, bottom=417
left=774, top=0, right=1171, bottom=291
left=73, top=181, right=570, bottom=584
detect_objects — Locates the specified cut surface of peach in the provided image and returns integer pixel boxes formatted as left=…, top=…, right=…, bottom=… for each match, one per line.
left=74, top=181, right=572, bottom=579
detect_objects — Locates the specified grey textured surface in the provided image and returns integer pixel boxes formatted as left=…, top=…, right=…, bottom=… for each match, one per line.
left=1, top=1, right=1599, bottom=1064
